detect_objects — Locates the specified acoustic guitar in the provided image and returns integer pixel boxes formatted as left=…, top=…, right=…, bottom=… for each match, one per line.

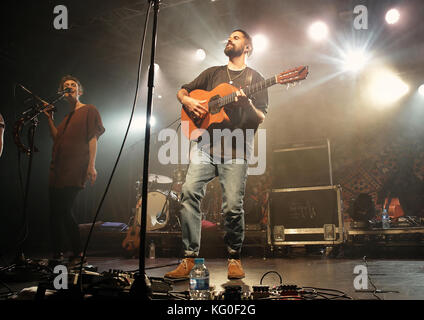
left=122, top=197, right=141, bottom=252
left=181, top=66, right=309, bottom=140
left=383, top=197, right=405, bottom=219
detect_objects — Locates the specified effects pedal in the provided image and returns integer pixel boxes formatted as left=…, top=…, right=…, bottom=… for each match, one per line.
left=251, top=285, right=270, bottom=299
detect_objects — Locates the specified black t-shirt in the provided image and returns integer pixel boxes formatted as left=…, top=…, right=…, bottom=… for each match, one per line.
left=182, top=65, right=269, bottom=161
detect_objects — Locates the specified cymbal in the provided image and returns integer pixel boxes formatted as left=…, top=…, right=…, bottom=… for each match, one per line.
left=148, top=174, right=172, bottom=184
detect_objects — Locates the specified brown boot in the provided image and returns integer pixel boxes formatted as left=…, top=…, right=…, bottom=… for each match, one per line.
left=164, top=258, right=195, bottom=279
left=227, top=259, right=245, bottom=279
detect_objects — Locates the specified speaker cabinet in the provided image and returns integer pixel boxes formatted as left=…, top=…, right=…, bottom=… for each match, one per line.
left=272, top=139, right=333, bottom=189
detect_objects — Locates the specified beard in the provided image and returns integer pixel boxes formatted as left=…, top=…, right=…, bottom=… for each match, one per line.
left=224, top=43, right=244, bottom=58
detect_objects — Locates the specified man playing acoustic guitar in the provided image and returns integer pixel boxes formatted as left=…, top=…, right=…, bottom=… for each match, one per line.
left=165, top=29, right=268, bottom=280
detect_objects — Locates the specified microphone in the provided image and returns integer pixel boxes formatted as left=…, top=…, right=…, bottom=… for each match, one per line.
left=18, top=83, right=51, bottom=107
left=57, top=87, right=73, bottom=94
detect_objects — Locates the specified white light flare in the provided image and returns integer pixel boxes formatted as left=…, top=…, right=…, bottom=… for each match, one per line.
left=368, top=69, right=409, bottom=106
left=342, top=49, right=369, bottom=73
left=308, top=21, right=329, bottom=42
left=127, top=116, right=156, bottom=132
left=252, top=34, right=269, bottom=53
left=418, top=84, right=424, bottom=97
left=195, top=49, right=206, bottom=61
left=385, top=8, right=400, bottom=25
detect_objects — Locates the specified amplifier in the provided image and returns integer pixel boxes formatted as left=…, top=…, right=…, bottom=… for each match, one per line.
left=272, top=139, right=333, bottom=189
left=267, top=185, right=344, bottom=246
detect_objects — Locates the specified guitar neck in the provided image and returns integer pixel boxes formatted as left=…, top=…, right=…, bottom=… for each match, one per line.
left=218, top=76, right=277, bottom=107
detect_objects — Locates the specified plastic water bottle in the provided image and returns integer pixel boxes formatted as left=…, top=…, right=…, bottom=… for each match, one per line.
left=149, top=241, right=155, bottom=259
left=382, top=209, right=390, bottom=229
left=189, top=258, right=210, bottom=300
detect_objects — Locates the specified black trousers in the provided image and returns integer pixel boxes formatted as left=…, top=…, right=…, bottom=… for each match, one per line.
left=49, top=187, right=82, bottom=256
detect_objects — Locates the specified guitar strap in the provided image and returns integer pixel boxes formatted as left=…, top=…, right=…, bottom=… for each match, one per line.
left=245, top=68, right=253, bottom=89
left=239, top=68, right=259, bottom=130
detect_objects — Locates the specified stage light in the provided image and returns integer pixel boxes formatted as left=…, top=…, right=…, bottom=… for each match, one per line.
left=418, top=84, right=424, bottom=97
left=308, top=21, right=329, bottom=42
left=148, top=63, right=160, bottom=73
left=252, top=34, right=269, bottom=53
left=368, top=69, right=409, bottom=106
left=385, top=8, right=400, bottom=25
left=342, top=49, right=369, bottom=72
left=149, top=116, right=156, bottom=127
left=129, top=116, right=156, bottom=131
left=195, top=49, right=206, bottom=61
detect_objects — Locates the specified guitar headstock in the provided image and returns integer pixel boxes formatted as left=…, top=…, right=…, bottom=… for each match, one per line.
left=276, top=66, right=309, bottom=86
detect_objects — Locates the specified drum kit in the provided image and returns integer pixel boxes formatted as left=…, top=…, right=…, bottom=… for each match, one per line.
left=126, top=168, right=270, bottom=237
left=130, top=167, right=228, bottom=232
left=133, top=168, right=187, bottom=232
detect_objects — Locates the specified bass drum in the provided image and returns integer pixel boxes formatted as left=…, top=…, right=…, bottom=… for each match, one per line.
left=136, top=191, right=170, bottom=231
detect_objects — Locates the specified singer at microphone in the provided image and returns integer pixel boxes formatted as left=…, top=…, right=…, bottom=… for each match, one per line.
left=44, top=75, right=105, bottom=264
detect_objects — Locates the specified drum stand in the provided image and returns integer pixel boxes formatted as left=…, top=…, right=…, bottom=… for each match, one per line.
left=156, top=167, right=187, bottom=231
left=159, top=184, right=181, bottom=232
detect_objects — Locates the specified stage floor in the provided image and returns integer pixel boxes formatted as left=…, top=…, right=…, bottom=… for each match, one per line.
left=88, top=255, right=424, bottom=300
left=2, top=254, right=424, bottom=300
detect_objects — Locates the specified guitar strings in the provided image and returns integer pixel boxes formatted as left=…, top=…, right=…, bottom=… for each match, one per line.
left=212, top=77, right=277, bottom=109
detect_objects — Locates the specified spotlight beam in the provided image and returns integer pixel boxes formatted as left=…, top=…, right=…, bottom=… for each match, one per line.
left=368, top=68, right=409, bottom=106
left=308, top=21, right=329, bottom=42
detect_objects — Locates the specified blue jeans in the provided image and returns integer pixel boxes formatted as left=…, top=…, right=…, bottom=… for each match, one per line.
left=180, top=145, right=248, bottom=257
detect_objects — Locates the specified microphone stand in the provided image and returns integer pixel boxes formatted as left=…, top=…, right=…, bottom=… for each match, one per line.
left=14, top=116, right=38, bottom=265
left=14, top=87, right=67, bottom=264
left=130, top=0, right=160, bottom=299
